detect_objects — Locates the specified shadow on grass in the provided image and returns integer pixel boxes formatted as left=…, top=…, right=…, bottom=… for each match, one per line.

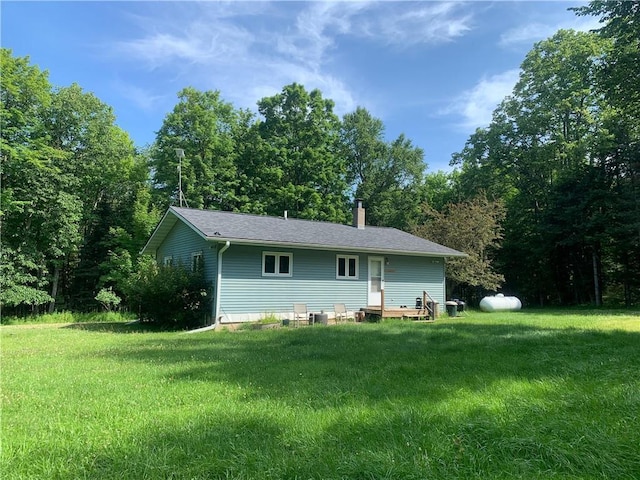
left=62, top=321, right=205, bottom=334
left=89, top=321, right=640, bottom=421
left=62, top=321, right=158, bottom=334
left=503, top=307, right=640, bottom=317
left=46, top=403, right=637, bottom=479
left=14, top=321, right=640, bottom=479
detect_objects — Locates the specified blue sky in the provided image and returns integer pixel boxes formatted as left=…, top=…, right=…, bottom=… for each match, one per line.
left=2, top=1, right=599, bottom=172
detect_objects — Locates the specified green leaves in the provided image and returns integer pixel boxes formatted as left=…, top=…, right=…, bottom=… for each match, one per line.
left=574, top=1, right=640, bottom=117
left=94, top=287, right=121, bottom=312
left=253, top=83, right=348, bottom=222
left=414, top=194, right=506, bottom=292
left=152, top=87, right=240, bottom=211
left=1, top=49, right=151, bottom=313
left=341, top=107, right=425, bottom=229
left=124, top=257, right=211, bottom=328
left=450, top=21, right=640, bottom=306
left=0, top=248, right=52, bottom=308
left=152, top=87, right=432, bottom=230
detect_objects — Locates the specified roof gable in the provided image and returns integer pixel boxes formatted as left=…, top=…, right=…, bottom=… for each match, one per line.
left=142, top=207, right=466, bottom=257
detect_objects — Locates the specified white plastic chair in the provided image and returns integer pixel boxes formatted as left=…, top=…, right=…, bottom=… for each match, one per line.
left=334, top=303, right=355, bottom=323
left=293, top=304, right=308, bottom=327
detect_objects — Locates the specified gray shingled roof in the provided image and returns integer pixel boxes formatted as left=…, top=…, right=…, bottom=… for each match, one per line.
left=142, top=206, right=466, bottom=257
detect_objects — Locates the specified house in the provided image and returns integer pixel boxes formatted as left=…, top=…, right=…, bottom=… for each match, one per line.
left=141, top=201, right=465, bottom=325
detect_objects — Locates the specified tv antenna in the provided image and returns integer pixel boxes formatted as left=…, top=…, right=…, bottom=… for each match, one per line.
left=174, top=148, right=189, bottom=208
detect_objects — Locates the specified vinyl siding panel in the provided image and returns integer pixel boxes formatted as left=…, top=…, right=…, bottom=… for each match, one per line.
left=383, top=256, right=445, bottom=312
left=155, top=221, right=217, bottom=287
left=220, top=245, right=366, bottom=318
left=218, top=244, right=445, bottom=320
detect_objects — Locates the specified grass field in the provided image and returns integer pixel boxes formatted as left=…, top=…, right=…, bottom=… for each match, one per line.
left=2, top=309, right=639, bottom=479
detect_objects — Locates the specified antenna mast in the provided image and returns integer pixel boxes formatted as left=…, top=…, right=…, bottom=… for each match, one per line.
left=174, top=148, right=189, bottom=208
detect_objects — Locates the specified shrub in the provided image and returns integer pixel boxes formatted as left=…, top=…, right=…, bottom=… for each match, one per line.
left=258, top=313, right=280, bottom=324
left=125, top=256, right=211, bottom=329
left=0, top=247, right=53, bottom=315
left=95, top=287, right=121, bottom=311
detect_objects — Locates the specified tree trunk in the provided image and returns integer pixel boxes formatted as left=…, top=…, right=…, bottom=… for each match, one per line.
left=48, top=265, right=60, bottom=314
left=592, top=250, right=601, bottom=307
left=623, top=261, right=631, bottom=307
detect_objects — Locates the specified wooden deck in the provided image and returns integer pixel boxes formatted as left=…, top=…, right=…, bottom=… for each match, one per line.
left=361, top=307, right=436, bottom=321
left=360, top=291, right=439, bottom=322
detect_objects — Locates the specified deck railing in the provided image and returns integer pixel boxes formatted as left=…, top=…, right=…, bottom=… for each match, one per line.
left=423, top=290, right=437, bottom=318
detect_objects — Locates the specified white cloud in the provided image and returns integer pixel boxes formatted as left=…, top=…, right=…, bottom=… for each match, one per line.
left=499, top=22, right=557, bottom=48
left=240, top=59, right=358, bottom=117
left=116, top=18, right=253, bottom=69
left=446, top=10, right=602, bottom=132
left=109, top=1, right=476, bottom=119
left=499, top=14, right=603, bottom=49
left=111, top=2, right=367, bottom=114
left=354, top=2, right=473, bottom=46
left=442, top=69, right=520, bottom=131
left=273, top=2, right=344, bottom=70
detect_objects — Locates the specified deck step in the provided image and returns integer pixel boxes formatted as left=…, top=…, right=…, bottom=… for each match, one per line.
left=402, top=314, right=432, bottom=321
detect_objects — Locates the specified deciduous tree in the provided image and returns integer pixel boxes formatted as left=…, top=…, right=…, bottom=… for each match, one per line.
left=340, top=107, right=425, bottom=229
left=153, top=88, right=241, bottom=211
left=451, top=30, right=615, bottom=305
left=574, top=1, right=640, bottom=305
left=1, top=48, right=69, bottom=312
left=1, top=49, right=154, bottom=312
left=253, top=83, right=349, bottom=222
left=414, top=195, right=505, bottom=302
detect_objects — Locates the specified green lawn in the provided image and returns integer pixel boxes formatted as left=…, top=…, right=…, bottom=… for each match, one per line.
left=2, top=310, right=639, bottom=479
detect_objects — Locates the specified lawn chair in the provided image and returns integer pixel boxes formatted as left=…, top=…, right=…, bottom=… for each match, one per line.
left=334, top=303, right=355, bottom=323
left=293, top=303, right=308, bottom=327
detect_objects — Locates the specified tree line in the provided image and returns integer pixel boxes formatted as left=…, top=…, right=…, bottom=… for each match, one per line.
left=451, top=2, right=639, bottom=306
left=1, top=2, right=638, bottom=314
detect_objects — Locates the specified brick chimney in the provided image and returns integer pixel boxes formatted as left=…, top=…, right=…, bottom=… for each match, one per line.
left=352, top=199, right=365, bottom=229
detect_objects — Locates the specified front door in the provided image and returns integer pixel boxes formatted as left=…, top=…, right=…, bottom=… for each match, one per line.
left=368, top=257, right=384, bottom=306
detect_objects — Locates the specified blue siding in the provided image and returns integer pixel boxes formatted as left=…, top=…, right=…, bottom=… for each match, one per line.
left=153, top=223, right=446, bottom=321
left=155, top=220, right=217, bottom=293
left=220, top=246, right=365, bottom=317
left=384, top=256, right=445, bottom=312
left=217, top=244, right=445, bottom=320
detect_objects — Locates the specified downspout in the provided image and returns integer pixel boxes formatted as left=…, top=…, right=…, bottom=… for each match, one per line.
left=214, top=241, right=231, bottom=326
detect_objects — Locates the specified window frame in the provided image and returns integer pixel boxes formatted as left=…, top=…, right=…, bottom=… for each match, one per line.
left=262, top=252, right=293, bottom=277
left=336, top=254, right=359, bottom=280
left=191, top=251, right=203, bottom=272
left=163, top=256, right=173, bottom=267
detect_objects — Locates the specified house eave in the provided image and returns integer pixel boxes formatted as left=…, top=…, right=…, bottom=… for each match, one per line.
left=205, top=236, right=466, bottom=258
left=140, top=208, right=209, bottom=256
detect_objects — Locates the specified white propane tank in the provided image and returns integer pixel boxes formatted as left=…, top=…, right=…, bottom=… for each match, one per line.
left=479, top=293, right=522, bottom=312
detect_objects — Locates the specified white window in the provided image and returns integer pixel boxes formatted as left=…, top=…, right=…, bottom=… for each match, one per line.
left=191, top=252, right=203, bottom=272
left=262, top=252, right=292, bottom=277
left=336, top=255, right=359, bottom=279
left=163, top=256, right=173, bottom=267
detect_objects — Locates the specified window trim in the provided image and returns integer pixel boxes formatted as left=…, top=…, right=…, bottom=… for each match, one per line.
left=262, top=252, right=293, bottom=277
left=163, top=255, right=173, bottom=267
left=191, top=251, right=203, bottom=272
left=336, top=254, right=359, bottom=280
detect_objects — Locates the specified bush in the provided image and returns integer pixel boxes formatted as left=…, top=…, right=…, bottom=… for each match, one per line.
left=258, top=313, right=280, bottom=324
left=125, top=256, right=211, bottom=329
left=95, top=287, right=121, bottom=311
